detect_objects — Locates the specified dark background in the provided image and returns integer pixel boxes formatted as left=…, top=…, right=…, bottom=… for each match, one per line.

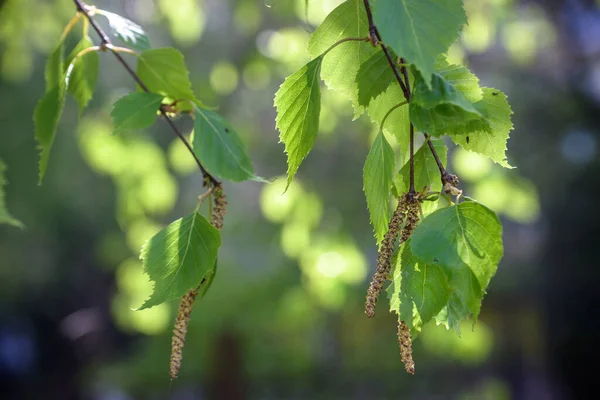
left=1, top=0, right=600, bottom=399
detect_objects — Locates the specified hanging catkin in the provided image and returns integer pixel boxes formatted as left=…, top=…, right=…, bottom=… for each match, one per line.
left=397, top=320, right=415, bottom=374
left=169, top=186, right=227, bottom=379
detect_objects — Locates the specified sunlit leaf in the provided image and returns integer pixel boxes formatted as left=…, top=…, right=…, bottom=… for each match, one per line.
left=395, top=139, right=447, bottom=195
left=307, top=0, right=376, bottom=117
left=139, top=212, right=221, bottom=310
left=363, top=131, right=395, bottom=245
left=373, top=0, right=466, bottom=87
left=111, top=92, right=164, bottom=132
left=368, top=82, right=410, bottom=147
left=192, top=107, right=258, bottom=182
left=356, top=51, right=396, bottom=107
left=274, top=57, right=323, bottom=188
left=0, top=159, right=23, bottom=228
left=65, top=36, right=99, bottom=113
left=450, top=88, right=514, bottom=168
left=98, top=10, right=151, bottom=52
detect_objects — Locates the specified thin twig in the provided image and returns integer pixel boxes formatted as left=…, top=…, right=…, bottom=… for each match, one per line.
left=72, top=0, right=218, bottom=186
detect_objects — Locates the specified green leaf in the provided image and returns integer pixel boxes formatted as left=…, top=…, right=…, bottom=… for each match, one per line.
left=410, top=201, right=503, bottom=319
left=450, top=88, right=514, bottom=168
left=139, top=212, right=221, bottom=310
left=0, top=160, right=23, bottom=228
left=410, top=70, right=490, bottom=137
left=137, top=48, right=197, bottom=102
left=110, top=92, right=164, bottom=132
left=363, top=131, right=395, bottom=244
left=435, top=58, right=483, bottom=103
left=192, top=107, right=257, bottom=182
left=307, top=0, right=376, bottom=117
left=274, top=57, right=323, bottom=188
left=35, top=38, right=68, bottom=184
left=373, top=0, right=466, bottom=88
left=98, top=10, right=151, bottom=52
left=395, top=139, right=447, bottom=195
left=65, top=36, right=99, bottom=113
left=389, top=241, right=451, bottom=331
left=356, top=51, right=396, bottom=107
left=368, top=82, right=410, bottom=146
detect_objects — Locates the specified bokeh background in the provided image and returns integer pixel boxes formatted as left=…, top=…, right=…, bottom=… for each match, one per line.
left=1, top=0, right=599, bottom=399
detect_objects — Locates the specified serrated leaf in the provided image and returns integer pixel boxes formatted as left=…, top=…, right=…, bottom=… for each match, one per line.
left=356, top=51, right=396, bottom=107
left=137, top=48, right=197, bottom=102
left=373, top=0, right=466, bottom=88
left=368, top=82, right=410, bottom=146
left=139, top=212, right=221, bottom=310
left=363, top=131, right=395, bottom=245
left=307, top=0, right=376, bottom=117
left=35, top=38, right=68, bottom=184
left=110, top=92, right=164, bottom=132
left=389, top=241, right=451, bottom=331
left=0, top=159, right=23, bottom=228
left=192, top=107, right=258, bottom=182
left=65, top=36, right=99, bottom=113
left=394, top=139, right=447, bottom=196
left=435, top=58, right=482, bottom=103
left=450, top=88, right=514, bottom=168
left=274, top=57, right=323, bottom=188
left=98, top=10, right=151, bottom=52
left=411, top=201, right=503, bottom=320
left=410, top=70, right=490, bottom=137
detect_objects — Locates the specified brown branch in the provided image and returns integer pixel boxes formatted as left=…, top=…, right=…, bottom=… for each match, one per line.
left=73, top=0, right=218, bottom=187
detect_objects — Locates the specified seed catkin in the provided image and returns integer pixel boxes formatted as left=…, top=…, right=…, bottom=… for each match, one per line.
left=170, top=289, right=199, bottom=379
left=398, top=320, right=415, bottom=374
left=211, top=185, right=227, bottom=230
left=365, top=195, right=409, bottom=318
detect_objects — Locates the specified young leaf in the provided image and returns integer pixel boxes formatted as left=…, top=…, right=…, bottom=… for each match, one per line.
left=373, top=0, right=466, bottom=88
left=409, top=72, right=490, bottom=137
left=435, top=58, right=482, bottom=103
left=274, top=57, right=323, bottom=188
left=363, top=131, right=395, bottom=245
left=0, top=160, right=23, bottom=228
left=66, top=36, right=99, bottom=113
left=356, top=51, right=396, bottom=107
left=35, top=39, right=67, bottom=184
left=139, top=212, right=221, bottom=310
left=450, top=88, right=514, bottom=168
left=368, top=83, right=410, bottom=146
left=110, top=92, right=164, bottom=132
left=410, top=201, right=503, bottom=319
left=192, top=107, right=257, bottom=182
left=137, top=48, right=198, bottom=103
left=307, top=0, right=376, bottom=117
left=395, top=140, right=448, bottom=195
left=97, top=10, right=151, bottom=52
left=389, top=241, right=451, bottom=331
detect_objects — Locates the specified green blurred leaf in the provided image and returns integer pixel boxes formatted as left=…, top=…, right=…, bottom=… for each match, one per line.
left=363, top=131, right=395, bottom=245
left=411, top=201, right=503, bottom=320
left=65, top=36, right=99, bottom=113
left=373, top=0, right=466, bottom=88
left=35, top=40, right=66, bottom=184
left=274, top=57, right=323, bottom=188
left=137, top=48, right=198, bottom=103
left=356, top=51, right=396, bottom=107
left=368, top=82, right=410, bottom=146
left=450, top=88, right=514, bottom=168
left=111, top=92, right=164, bottom=132
left=389, top=241, right=451, bottom=332
left=308, top=0, right=376, bottom=117
left=98, top=10, right=151, bottom=52
left=192, top=107, right=258, bottom=182
left=0, top=159, right=23, bottom=228
left=139, top=212, right=221, bottom=310
left=395, top=139, right=447, bottom=195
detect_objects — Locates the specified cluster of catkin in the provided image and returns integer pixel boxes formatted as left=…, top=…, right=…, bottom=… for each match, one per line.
left=365, top=192, right=421, bottom=374
left=170, top=185, right=227, bottom=380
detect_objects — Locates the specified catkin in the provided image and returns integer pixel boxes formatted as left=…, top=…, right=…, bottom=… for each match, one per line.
left=170, top=289, right=199, bottom=379
left=397, top=320, right=415, bottom=374
left=365, top=195, right=409, bottom=317
left=169, top=185, right=227, bottom=379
